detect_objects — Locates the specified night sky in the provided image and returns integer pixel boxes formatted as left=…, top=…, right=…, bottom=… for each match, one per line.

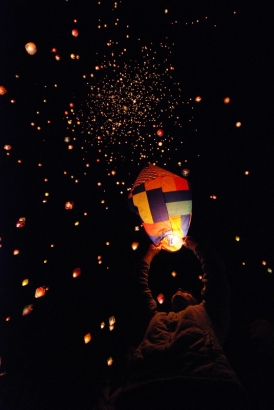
left=1, top=1, right=274, bottom=409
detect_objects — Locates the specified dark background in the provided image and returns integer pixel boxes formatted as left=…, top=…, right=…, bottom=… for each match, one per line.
left=0, top=1, right=274, bottom=409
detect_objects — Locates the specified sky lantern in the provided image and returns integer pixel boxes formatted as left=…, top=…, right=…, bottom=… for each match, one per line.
left=181, top=168, right=190, bottom=177
left=107, top=357, right=113, bottom=366
left=22, top=305, right=33, bottom=316
left=72, top=267, right=81, bottom=278
left=84, top=333, right=92, bottom=344
left=35, top=287, right=46, bottom=298
left=65, top=201, right=74, bottom=209
left=72, top=29, right=79, bottom=37
left=195, top=96, right=202, bottom=102
left=0, top=86, right=7, bottom=95
left=25, top=42, right=37, bottom=55
left=131, top=242, right=139, bottom=250
left=4, top=145, right=12, bottom=151
left=13, top=249, right=20, bottom=255
left=235, top=121, right=242, bottom=127
left=156, top=129, right=164, bottom=137
left=51, top=48, right=57, bottom=53
left=22, top=279, right=29, bottom=286
left=128, top=164, right=192, bottom=252
left=157, top=293, right=165, bottom=304
left=223, top=97, right=230, bottom=104
left=16, top=217, right=26, bottom=228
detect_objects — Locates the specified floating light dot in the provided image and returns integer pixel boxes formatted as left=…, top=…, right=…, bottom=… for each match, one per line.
left=13, top=250, right=20, bottom=255
left=131, top=242, right=139, bottom=250
left=35, top=287, right=46, bottom=298
left=0, top=86, right=7, bottom=95
left=171, top=271, right=177, bottom=277
left=195, top=96, right=202, bottom=102
left=267, top=268, right=272, bottom=273
left=235, top=122, right=242, bottom=127
left=84, top=333, right=92, bottom=344
left=235, top=236, right=240, bottom=241
left=157, top=293, right=165, bottom=304
left=72, top=268, right=81, bottom=278
left=181, top=168, right=190, bottom=177
left=262, top=261, right=267, bottom=265
left=100, top=322, right=105, bottom=329
left=25, top=42, right=37, bottom=55
left=107, top=357, right=113, bottom=366
left=22, top=279, right=29, bottom=286
left=223, top=97, right=230, bottom=104
left=65, top=201, right=74, bottom=210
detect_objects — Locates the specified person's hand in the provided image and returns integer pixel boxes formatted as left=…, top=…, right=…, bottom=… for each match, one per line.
left=182, top=236, right=198, bottom=252
left=148, top=243, right=162, bottom=255
left=142, top=243, right=162, bottom=264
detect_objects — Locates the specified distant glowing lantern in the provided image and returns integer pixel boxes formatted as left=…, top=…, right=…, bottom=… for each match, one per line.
left=25, top=42, right=37, bottom=55
left=4, top=145, right=12, bottom=151
left=235, top=236, right=240, bottom=241
left=51, top=48, right=57, bottom=53
left=0, top=86, right=7, bottom=95
left=171, top=271, right=177, bottom=277
left=123, top=105, right=128, bottom=111
left=13, top=250, right=20, bottom=255
left=156, top=129, right=164, bottom=137
left=35, top=287, right=46, bottom=298
left=131, top=242, right=139, bottom=250
left=195, top=96, right=202, bottom=102
left=223, top=97, right=230, bottom=104
left=235, top=122, right=242, bottom=127
left=72, top=267, right=81, bottom=278
left=95, top=66, right=100, bottom=70
left=84, top=333, right=92, bottom=344
left=101, top=322, right=105, bottom=329
left=111, top=170, right=116, bottom=175
left=69, top=103, right=74, bottom=107
left=109, top=316, right=116, bottom=326
left=128, top=164, right=192, bottom=252
left=157, top=293, right=165, bottom=304
left=22, top=304, right=33, bottom=316
left=65, top=201, right=74, bottom=210
left=181, top=168, right=190, bottom=177
left=55, top=55, right=61, bottom=61
left=107, top=357, right=113, bottom=366
left=72, top=29, right=78, bottom=37
left=22, top=279, right=29, bottom=286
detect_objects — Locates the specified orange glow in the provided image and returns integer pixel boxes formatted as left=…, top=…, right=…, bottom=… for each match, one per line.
left=131, top=242, right=139, bottom=250
left=157, top=293, right=165, bottom=304
left=84, top=333, right=92, bottom=344
left=35, top=287, right=46, bottom=298
left=72, top=268, right=81, bottom=278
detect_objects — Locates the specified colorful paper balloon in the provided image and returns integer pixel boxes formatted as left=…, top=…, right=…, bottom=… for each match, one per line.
left=128, top=164, right=192, bottom=252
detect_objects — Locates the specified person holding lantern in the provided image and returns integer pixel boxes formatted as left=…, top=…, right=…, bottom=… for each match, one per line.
left=97, top=237, right=249, bottom=410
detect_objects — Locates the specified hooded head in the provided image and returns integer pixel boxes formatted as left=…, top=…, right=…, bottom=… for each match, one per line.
left=170, top=288, right=198, bottom=312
